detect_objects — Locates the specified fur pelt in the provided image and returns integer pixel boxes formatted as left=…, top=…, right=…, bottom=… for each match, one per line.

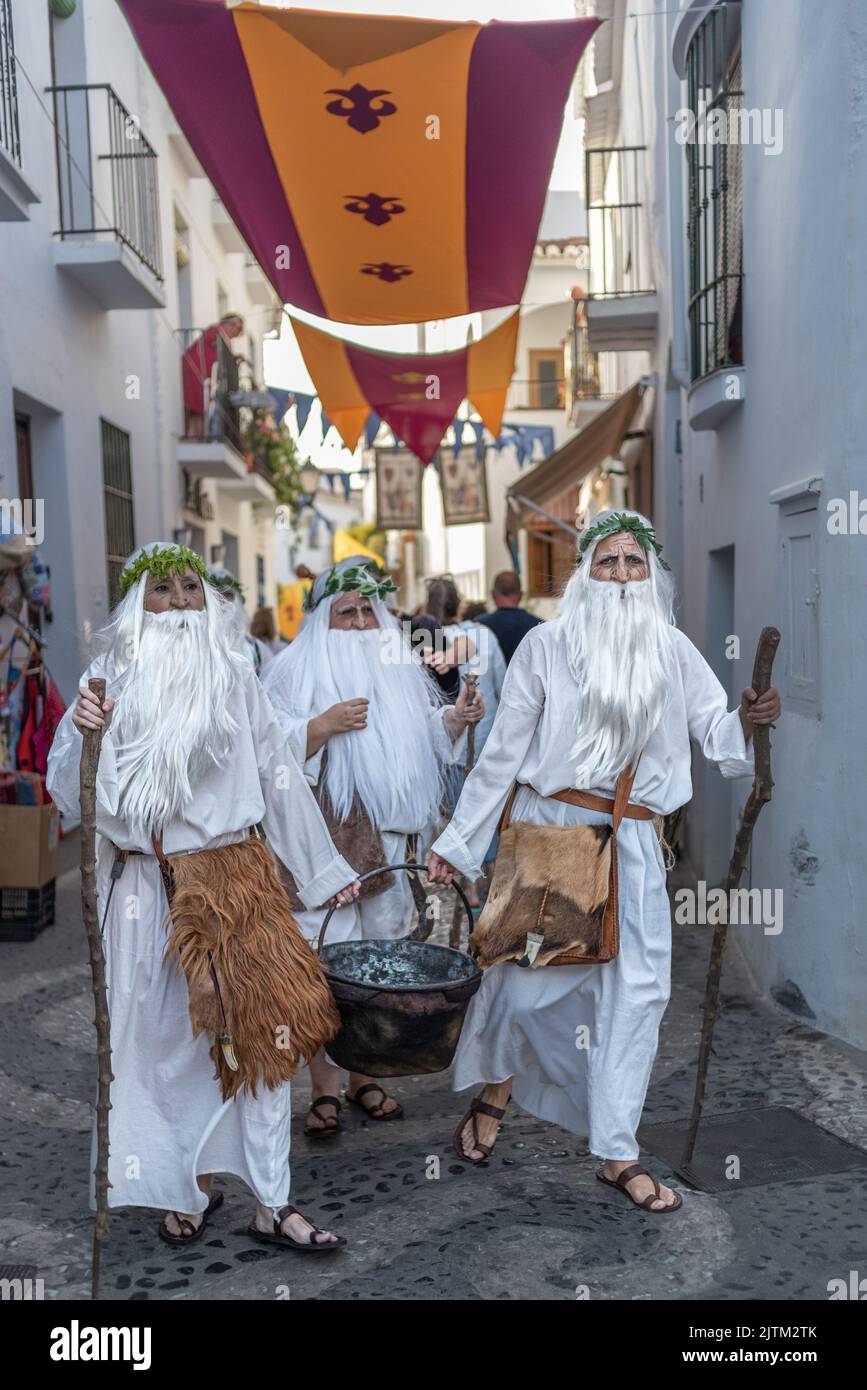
left=163, top=837, right=340, bottom=1100
left=280, top=788, right=394, bottom=911
left=471, top=822, right=613, bottom=969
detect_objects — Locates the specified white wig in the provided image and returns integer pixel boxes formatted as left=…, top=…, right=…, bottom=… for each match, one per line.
left=559, top=509, right=676, bottom=788
left=92, top=542, right=246, bottom=836
left=263, top=593, right=447, bottom=831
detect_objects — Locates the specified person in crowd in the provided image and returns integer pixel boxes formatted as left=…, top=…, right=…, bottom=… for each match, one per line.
left=428, top=510, right=780, bottom=1214
left=263, top=556, right=483, bottom=1134
left=477, top=570, right=542, bottom=665
left=48, top=542, right=361, bottom=1252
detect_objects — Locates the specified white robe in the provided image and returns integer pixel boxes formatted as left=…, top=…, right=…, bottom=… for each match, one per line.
left=431, top=620, right=755, bottom=1160
left=47, top=661, right=356, bottom=1213
left=273, top=701, right=464, bottom=948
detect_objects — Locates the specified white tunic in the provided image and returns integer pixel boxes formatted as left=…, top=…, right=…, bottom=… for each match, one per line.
left=431, top=620, right=754, bottom=1159
left=273, top=702, right=464, bottom=949
left=47, top=661, right=356, bottom=1213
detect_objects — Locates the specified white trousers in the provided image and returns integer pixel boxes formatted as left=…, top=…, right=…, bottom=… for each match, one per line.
left=452, top=788, right=672, bottom=1160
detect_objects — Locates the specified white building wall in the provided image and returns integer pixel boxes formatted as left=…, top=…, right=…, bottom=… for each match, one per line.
left=584, top=0, right=867, bottom=1046
left=0, top=0, right=278, bottom=701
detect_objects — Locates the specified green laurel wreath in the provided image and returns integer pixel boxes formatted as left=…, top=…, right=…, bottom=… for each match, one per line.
left=117, top=544, right=208, bottom=597
left=578, top=512, right=671, bottom=571
left=305, top=562, right=397, bottom=612
left=207, top=570, right=244, bottom=597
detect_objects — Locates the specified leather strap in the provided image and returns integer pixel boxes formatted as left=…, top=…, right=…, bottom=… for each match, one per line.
left=500, top=766, right=651, bottom=832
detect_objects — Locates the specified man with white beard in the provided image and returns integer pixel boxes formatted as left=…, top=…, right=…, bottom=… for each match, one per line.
left=208, top=565, right=272, bottom=675
left=428, top=510, right=780, bottom=1213
left=263, top=555, right=483, bottom=1132
left=47, top=542, right=361, bottom=1251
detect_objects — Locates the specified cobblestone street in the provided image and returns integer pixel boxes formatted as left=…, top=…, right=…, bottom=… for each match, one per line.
left=2, top=834, right=866, bottom=1302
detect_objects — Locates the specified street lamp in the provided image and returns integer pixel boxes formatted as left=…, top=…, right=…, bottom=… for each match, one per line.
left=299, top=461, right=320, bottom=500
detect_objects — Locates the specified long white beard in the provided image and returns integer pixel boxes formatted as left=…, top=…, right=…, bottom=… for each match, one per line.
left=111, top=609, right=239, bottom=836
left=318, top=628, right=444, bottom=832
left=562, top=577, right=674, bottom=788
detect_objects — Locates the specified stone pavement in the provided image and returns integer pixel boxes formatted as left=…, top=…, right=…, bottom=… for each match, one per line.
left=1, top=835, right=866, bottom=1302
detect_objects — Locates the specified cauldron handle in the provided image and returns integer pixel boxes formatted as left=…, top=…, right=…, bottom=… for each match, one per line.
left=316, top=862, right=475, bottom=956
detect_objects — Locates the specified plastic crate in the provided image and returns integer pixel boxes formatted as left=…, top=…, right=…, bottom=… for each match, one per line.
left=0, top=880, right=56, bottom=942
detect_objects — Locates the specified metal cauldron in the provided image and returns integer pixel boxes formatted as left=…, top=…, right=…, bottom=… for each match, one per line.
left=317, top=863, right=482, bottom=1077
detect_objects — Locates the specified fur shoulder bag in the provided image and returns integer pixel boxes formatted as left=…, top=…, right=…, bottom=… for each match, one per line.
left=469, top=767, right=640, bottom=970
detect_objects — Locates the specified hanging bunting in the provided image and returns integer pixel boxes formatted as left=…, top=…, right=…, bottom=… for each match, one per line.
left=291, top=311, right=519, bottom=464
left=118, top=1, right=600, bottom=325
left=292, top=391, right=316, bottom=434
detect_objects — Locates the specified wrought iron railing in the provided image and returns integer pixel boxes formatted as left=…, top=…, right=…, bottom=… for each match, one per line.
left=685, top=2, right=743, bottom=379
left=47, top=83, right=163, bottom=279
left=0, top=0, right=21, bottom=167
left=584, top=146, right=654, bottom=298
left=178, top=326, right=244, bottom=453
left=565, top=310, right=603, bottom=419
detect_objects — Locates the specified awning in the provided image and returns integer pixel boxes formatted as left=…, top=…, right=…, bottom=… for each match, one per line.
left=506, top=381, right=644, bottom=534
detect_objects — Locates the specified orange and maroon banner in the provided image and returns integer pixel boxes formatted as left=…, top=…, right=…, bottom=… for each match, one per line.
left=118, top=1, right=599, bottom=325
left=291, top=313, right=519, bottom=464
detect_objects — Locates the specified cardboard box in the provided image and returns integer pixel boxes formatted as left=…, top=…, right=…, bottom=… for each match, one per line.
left=0, top=804, right=60, bottom=888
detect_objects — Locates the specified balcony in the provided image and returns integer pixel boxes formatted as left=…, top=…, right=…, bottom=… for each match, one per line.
left=212, top=196, right=246, bottom=253
left=0, top=0, right=40, bottom=220
left=48, top=84, right=164, bottom=308
left=177, top=327, right=275, bottom=501
left=583, top=146, right=658, bottom=353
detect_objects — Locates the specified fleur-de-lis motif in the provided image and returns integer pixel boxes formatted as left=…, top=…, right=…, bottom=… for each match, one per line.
left=361, top=262, right=413, bottom=283
left=391, top=371, right=427, bottom=384
left=325, top=84, right=397, bottom=134
left=344, top=193, right=406, bottom=227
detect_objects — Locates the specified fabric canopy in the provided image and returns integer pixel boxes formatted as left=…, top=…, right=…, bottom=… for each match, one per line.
left=118, top=1, right=599, bottom=325
left=506, top=382, right=644, bottom=530
left=291, top=311, right=519, bottom=464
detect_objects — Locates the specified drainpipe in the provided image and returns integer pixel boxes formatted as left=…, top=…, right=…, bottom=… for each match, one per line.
left=663, top=6, right=691, bottom=390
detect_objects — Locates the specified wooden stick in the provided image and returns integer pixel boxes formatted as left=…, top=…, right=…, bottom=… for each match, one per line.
left=449, top=674, right=480, bottom=950
left=79, top=676, right=114, bottom=1299
left=680, top=627, right=780, bottom=1171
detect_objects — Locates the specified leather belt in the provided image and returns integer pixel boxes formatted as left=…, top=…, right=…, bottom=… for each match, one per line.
left=550, top=788, right=654, bottom=821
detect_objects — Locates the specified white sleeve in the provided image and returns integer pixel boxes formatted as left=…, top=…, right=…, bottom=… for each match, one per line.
left=244, top=670, right=356, bottom=908
left=259, top=670, right=325, bottom=786
left=45, top=670, right=120, bottom=821
left=677, top=632, right=755, bottom=779
left=431, top=634, right=545, bottom=878
left=430, top=703, right=467, bottom=765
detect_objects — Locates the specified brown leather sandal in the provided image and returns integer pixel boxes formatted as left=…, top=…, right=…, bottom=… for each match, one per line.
left=246, top=1203, right=346, bottom=1253
left=453, top=1095, right=509, bottom=1164
left=595, top=1163, right=683, bottom=1213
left=304, top=1094, right=341, bottom=1138
left=158, top=1190, right=224, bottom=1244
left=345, top=1083, right=403, bottom=1121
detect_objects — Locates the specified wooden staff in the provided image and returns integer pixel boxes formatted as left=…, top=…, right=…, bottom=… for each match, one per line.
left=680, top=627, right=780, bottom=1172
left=79, top=676, right=113, bottom=1299
left=449, top=674, right=480, bottom=949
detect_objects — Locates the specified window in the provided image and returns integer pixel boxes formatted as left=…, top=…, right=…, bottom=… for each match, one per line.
left=686, top=1, right=743, bottom=380
left=256, top=553, right=266, bottom=609
left=528, top=350, right=562, bottom=410
left=780, top=504, right=820, bottom=716
left=526, top=524, right=576, bottom=598
left=221, top=530, right=239, bottom=579
left=101, top=419, right=135, bottom=607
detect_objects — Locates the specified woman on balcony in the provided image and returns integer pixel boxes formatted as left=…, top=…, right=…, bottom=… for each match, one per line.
left=181, top=313, right=245, bottom=439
